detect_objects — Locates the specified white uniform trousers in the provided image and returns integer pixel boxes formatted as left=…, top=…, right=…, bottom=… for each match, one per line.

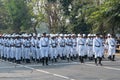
left=15, top=47, right=21, bottom=60
left=31, top=47, right=37, bottom=59
left=0, top=45, right=1, bottom=57
left=78, top=45, right=85, bottom=56
left=108, top=46, right=116, bottom=56
left=87, top=46, right=93, bottom=57
left=4, top=47, right=7, bottom=58
left=59, top=46, right=65, bottom=57
left=21, top=46, right=25, bottom=59
left=6, top=47, right=10, bottom=59
left=0, top=46, right=4, bottom=57
left=36, top=48, right=41, bottom=59
left=41, top=47, right=48, bottom=58
left=10, top=47, right=15, bottom=59
left=84, top=46, right=87, bottom=56
left=57, top=46, right=61, bottom=57
left=66, top=46, right=73, bottom=58
left=101, top=46, right=105, bottom=56
left=50, top=47, right=57, bottom=59
left=72, top=46, right=77, bottom=57
left=24, top=47, right=30, bottom=59
left=94, top=47, right=102, bottom=58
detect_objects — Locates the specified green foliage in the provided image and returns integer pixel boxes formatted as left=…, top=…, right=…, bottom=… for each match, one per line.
left=0, top=0, right=10, bottom=33
left=0, top=0, right=120, bottom=34
left=60, top=0, right=92, bottom=34
left=60, top=0, right=72, bottom=16
left=4, top=0, right=32, bottom=33
left=87, top=0, right=120, bottom=34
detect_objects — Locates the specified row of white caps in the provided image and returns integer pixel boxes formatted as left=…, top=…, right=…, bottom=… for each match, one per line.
left=1, top=33, right=112, bottom=37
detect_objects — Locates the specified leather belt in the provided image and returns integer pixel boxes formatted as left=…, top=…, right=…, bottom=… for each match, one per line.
left=95, top=46, right=100, bottom=47
left=42, top=45, right=48, bottom=47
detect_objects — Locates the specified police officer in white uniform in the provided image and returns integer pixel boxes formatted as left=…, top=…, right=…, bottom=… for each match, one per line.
left=31, top=35, right=38, bottom=62
left=86, top=34, right=93, bottom=60
left=9, top=35, right=15, bottom=62
left=40, top=33, right=49, bottom=66
left=23, top=35, right=31, bottom=63
left=36, top=34, right=41, bottom=63
left=77, top=34, right=86, bottom=63
left=66, top=34, right=73, bottom=61
left=58, top=34, right=65, bottom=60
left=50, top=35, right=58, bottom=63
left=107, top=34, right=116, bottom=61
left=93, top=34, right=103, bottom=66
left=72, top=34, right=77, bottom=60
left=15, top=35, right=22, bottom=64
left=0, top=36, right=3, bottom=59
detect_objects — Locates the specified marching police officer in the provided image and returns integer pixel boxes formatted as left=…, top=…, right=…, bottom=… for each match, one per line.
left=107, top=34, right=116, bottom=61
left=15, top=35, right=22, bottom=64
left=40, top=32, right=49, bottom=66
left=77, top=34, right=86, bottom=63
left=50, top=35, right=58, bottom=63
left=86, top=34, right=93, bottom=60
left=93, top=34, right=103, bottom=66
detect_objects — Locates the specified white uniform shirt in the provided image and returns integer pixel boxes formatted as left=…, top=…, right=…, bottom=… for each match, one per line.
left=107, top=38, right=116, bottom=48
left=86, top=38, right=93, bottom=46
left=59, top=38, right=66, bottom=47
left=40, top=37, right=49, bottom=47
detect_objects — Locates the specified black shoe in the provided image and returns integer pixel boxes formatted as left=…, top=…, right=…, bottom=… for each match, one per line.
left=112, top=55, right=116, bottom=61
left=42, top=58, right=44, bottom=66
left=108, top=56, right=112, bottom=60
left=52, top=59, right=54, bottom=63
left=55, top=58, right=57, bottom=62
left=67, top=58, right=70, bottom=62
left=95, top=58, right=97, bottom=65
left=99, top=63, right=102, bottom=66
left=95, top=63, right=98, bottom=66
left=112, top=59, right=116, bottom=61
left=45, top=57, right=48, bottom=65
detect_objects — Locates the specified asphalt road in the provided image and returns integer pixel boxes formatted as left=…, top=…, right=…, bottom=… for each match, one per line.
left=0, top=55, right=120, bottom=80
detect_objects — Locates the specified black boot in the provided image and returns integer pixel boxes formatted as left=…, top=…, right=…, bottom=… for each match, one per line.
left=62, top=56, right=64, bottom=60
left=28, top=59, right=30, bottom=63
left=70, top=56, right=73, bottom=61
left=52, top=59, right=54, bottom=63
left=88, top=57, right=91, bottom=61
left=99, top=57, right=102, bottom=66
left=81, top=56, right=84, bottom=63
left=60, top=57, right=63, bottom=60
left=84, top=55, right=87, bottom=60
left=95, top=58, right=98, bottom=66
left=55, top=58, right=57, bottom=62
left=108, top=55, right=112, bottom=60
left=79, top=56, right=82, bottom=63
left=42, top=57, right=44, bottom=66
left=112, top=55, right=115, bottom=61
left=67, top=58, right=69, bottom=62
left=26, top=59, right=30, bottom=63
left=4, top=57, right=7, bottom=61
left=16, top=60, right=20, bottom=64
left=46, top=57, right=48, bottom=65
left=36, top=59, right=39, bottom=63
left=102, top=55, right=105, bottom=59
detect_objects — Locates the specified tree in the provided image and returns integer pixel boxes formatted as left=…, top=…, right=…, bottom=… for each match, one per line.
left=87, top=0, right=120, bottom=34
left=4, top=0, right=33, bottom=33
left=59, top=0, right=94, bottom=34
left=0, top=0, right=10, bottom=33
